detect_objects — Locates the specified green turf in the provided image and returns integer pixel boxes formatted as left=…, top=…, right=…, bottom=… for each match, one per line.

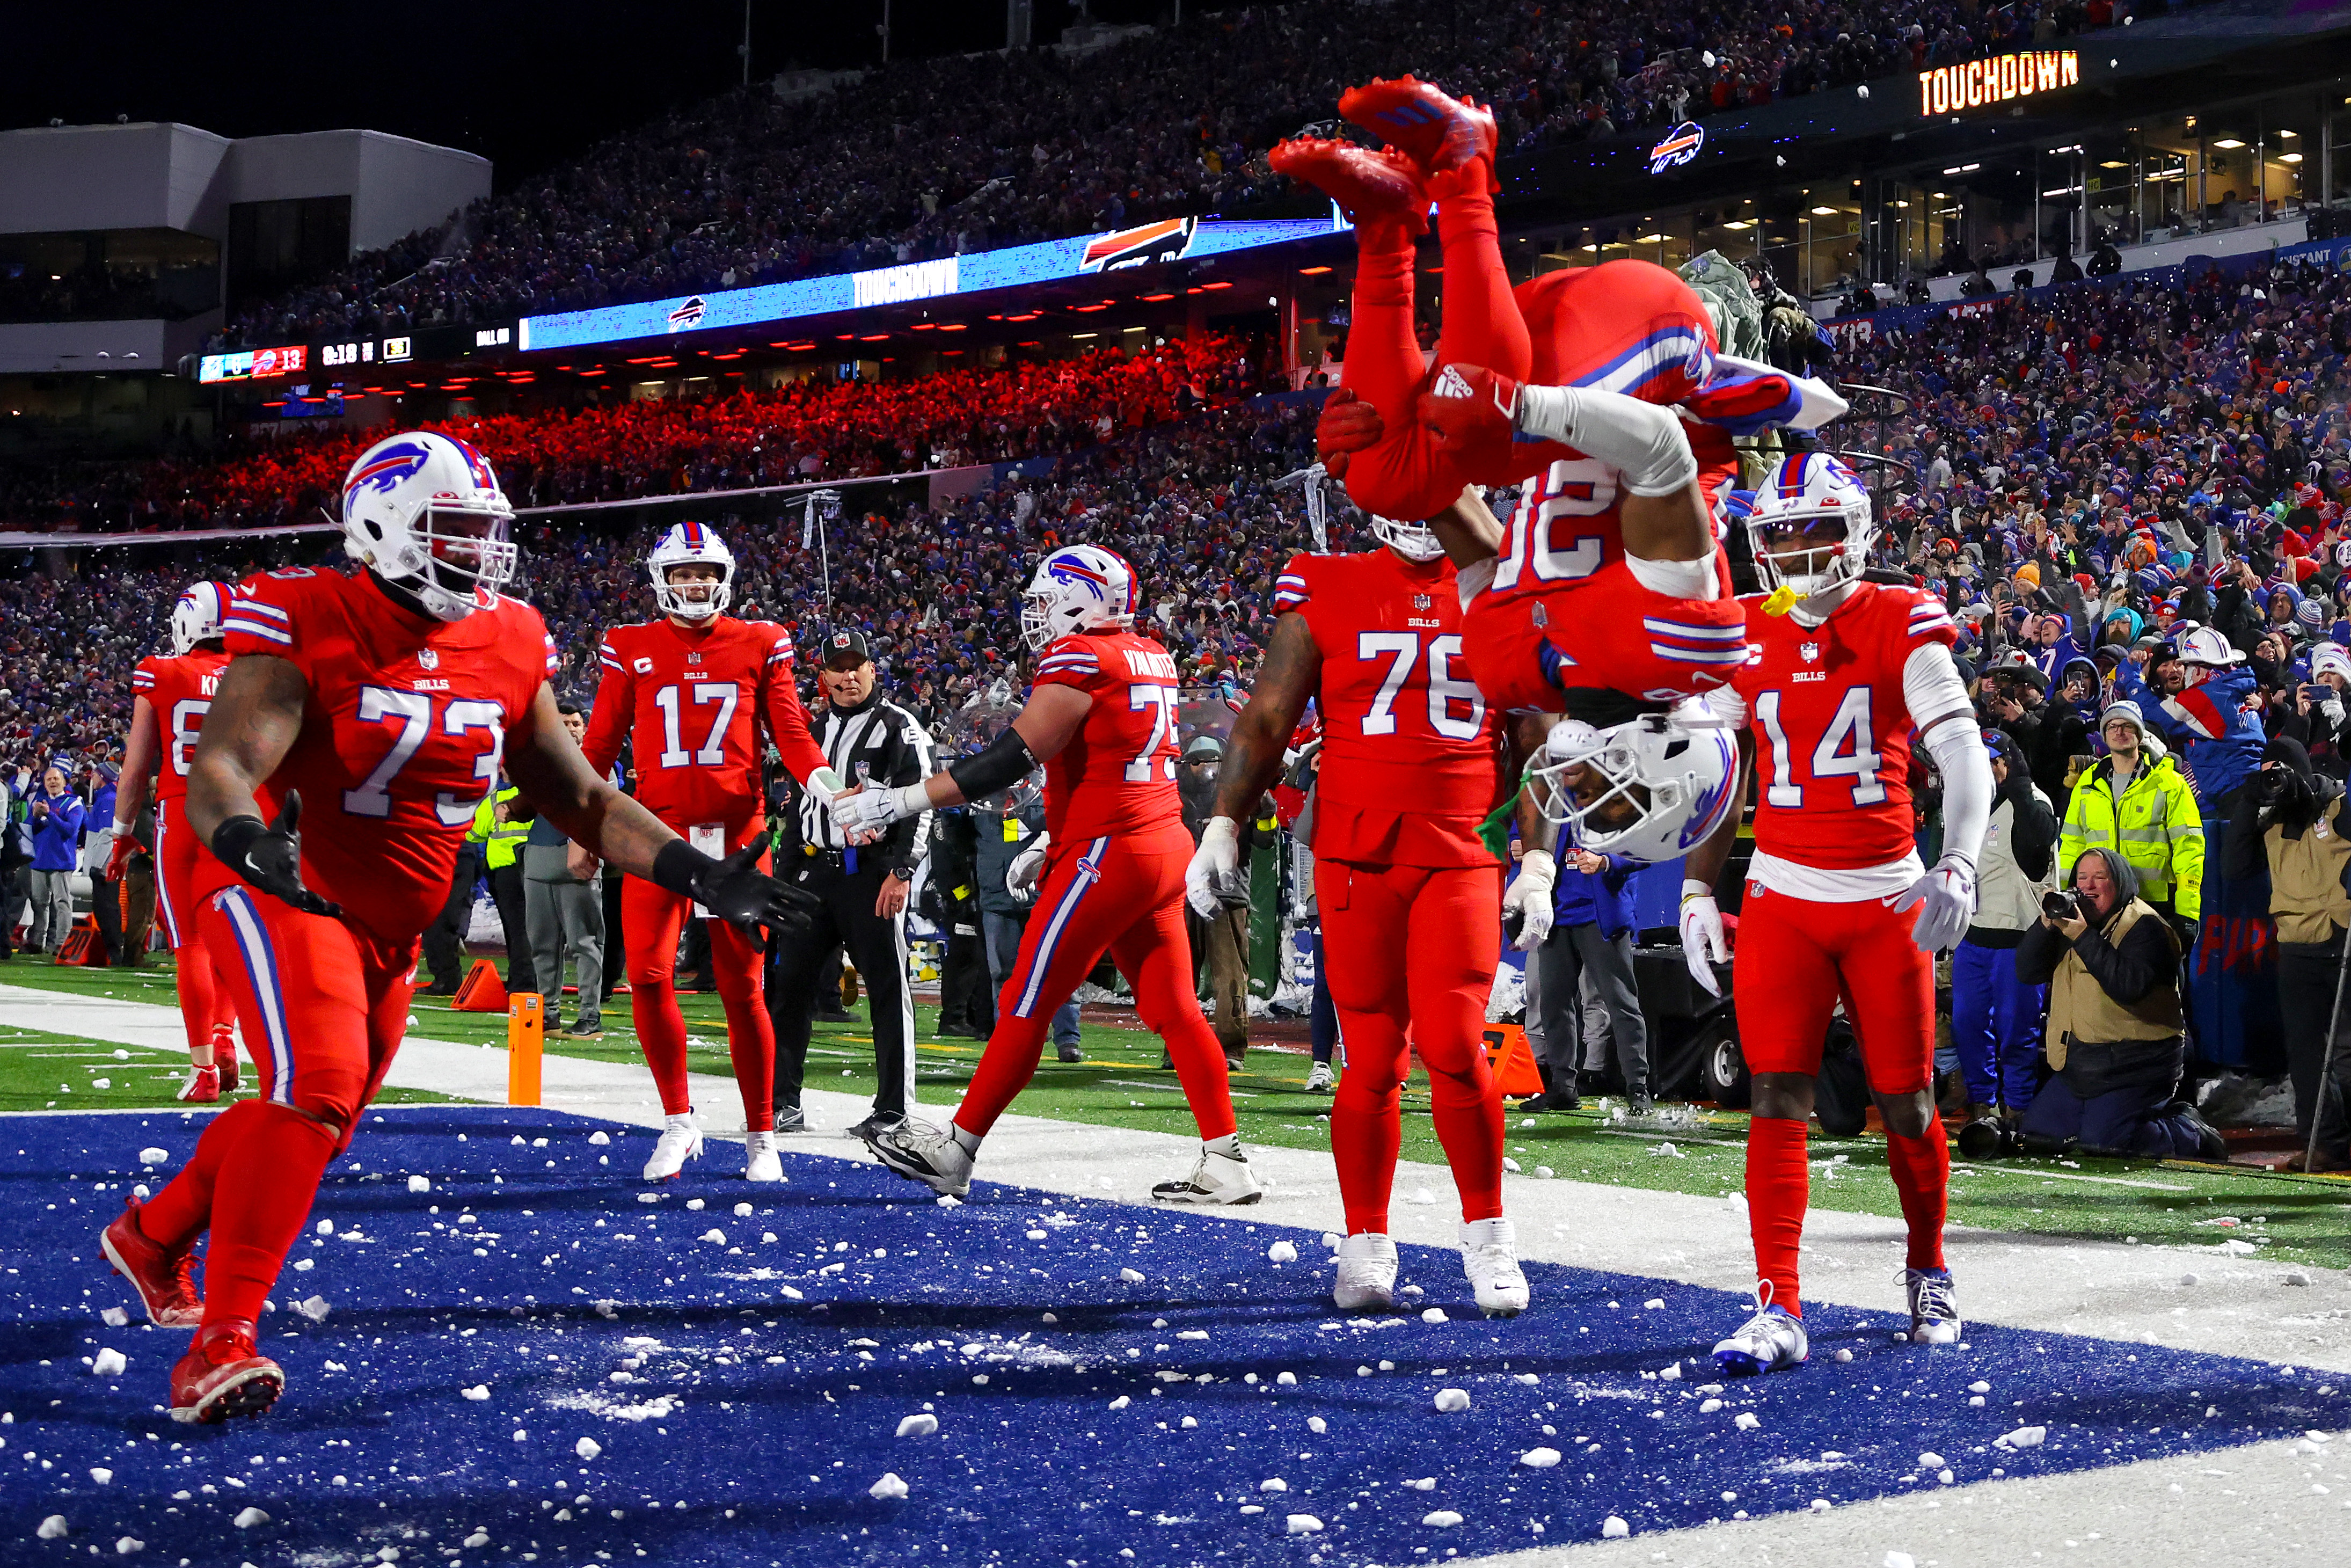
left=0, top=1011, right=454, bottom=1114
left=4, top=956, right=2346, bottom=1268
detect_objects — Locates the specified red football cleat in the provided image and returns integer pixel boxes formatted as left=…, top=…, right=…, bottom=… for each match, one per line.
left=213, top=1026, right=240, bottom=1093
left=176, top=1064, right=220, bottom=1104
left=1339, top=76, right=1498, bottom=191
left=100, top=1197, right=203, bottom=1328
left=1267, top=137, right=1428, bottom=236
left=169, top=1321, right=282, bottom=1425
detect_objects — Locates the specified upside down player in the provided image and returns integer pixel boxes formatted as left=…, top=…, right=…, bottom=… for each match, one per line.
left=1275, top=77, right=1845, bottom=741
left=1680, top=453, right=1991, bottom=1372
left=1188, top=511, right=1531, bottom=1315
left=830, top=545, right=1260, bottom=1204
left=97, top=432, right=818, bottom=1423
left=112, top=582, right=242, bottom=1104
left=577, top=522, right=846, bottom=1182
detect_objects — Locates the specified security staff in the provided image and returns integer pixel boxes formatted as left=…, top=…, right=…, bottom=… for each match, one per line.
left=769, top=630, right=934, bottom=1137
left=472, top=778, right=535, bottom=997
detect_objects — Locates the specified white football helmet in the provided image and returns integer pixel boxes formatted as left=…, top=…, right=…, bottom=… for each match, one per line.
left=340, top=431, right=516, bottom=622
left=1021, top=544, right=1137, bottom=650
left=1368, top=513, right=1445, bottom=563
left=1529, top=703, right=1740, bottom=865
left=168, top=581, right=233, bottom=655
left=648, top=520, right=735, bottom=621
left=2172, top=624, right=2246, bottom=667
left=1748, top=450, right=1875, bottom=604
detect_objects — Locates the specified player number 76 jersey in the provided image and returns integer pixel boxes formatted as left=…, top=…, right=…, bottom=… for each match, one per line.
left=1727, top=580, right=1958, bottom=873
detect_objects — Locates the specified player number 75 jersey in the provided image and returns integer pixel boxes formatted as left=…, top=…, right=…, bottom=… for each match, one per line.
left=1031, top=630, right=1185, bottom=841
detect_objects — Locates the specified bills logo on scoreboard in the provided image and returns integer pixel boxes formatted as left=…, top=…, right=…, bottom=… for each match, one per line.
left=1080, top=217, right=1200, bottom=273
left=668, top=296, right=708, bottom=331
left=1647, top=121, right=1704, bottom=175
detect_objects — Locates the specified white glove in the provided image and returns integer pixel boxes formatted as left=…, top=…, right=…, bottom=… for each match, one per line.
left=1502, top=849, right=1556, bottom=952
left=1185, top=817, right=1242, bottom=917
left=829, top=782, right=925, bottom=838
left=1006, top=833, right=1051, bottom=906
left=1891, top=854, right=1976, bottom=954
left=1678, top=879, right=1728, bottom=997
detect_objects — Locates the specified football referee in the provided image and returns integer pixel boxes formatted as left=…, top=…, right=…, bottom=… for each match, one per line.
left=769, top=629, right=934, bottom=1138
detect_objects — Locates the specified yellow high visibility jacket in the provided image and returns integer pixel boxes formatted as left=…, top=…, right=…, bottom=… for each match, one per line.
left=2057, top=754, right=2203, bottom=919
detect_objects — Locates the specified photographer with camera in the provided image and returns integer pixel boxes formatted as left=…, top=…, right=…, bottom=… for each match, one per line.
left=2011, top=848, right=2228, bottom=1159
left=2225, top=735, right=2351, bottom=1171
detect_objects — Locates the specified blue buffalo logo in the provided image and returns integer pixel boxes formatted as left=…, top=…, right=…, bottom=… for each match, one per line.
left=668, top=295, right=707, bottom=330
left=345, top=440, right=435, bottom=506
left=1648, top=121, right=1704, bottom=175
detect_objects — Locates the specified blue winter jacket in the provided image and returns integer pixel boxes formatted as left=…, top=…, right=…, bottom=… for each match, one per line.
left=1550, top=827, right=1638, bottom=939
left=29, top=789, right=84, bottom=872
left=2116, top=662, right=2266, bottom=804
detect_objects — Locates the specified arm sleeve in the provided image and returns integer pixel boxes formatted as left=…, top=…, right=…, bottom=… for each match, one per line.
left=578, top=647, right=633, bottom=781
left=1274, top=555, right=1313, bottom=614
left=1907, top=641, right=1991, bottom=869
left=2164, top=770, right=2206, bottom=921
left=2010, top=787, right=2060, bottom=882
left=760, top=635, right=833, bottom=787
left=2012, top=916, right=2066, bottom=986
left=2223, top=787, right=2269, bottom=881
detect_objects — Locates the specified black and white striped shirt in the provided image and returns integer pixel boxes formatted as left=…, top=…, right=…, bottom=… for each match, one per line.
left=798, top=692, right=935, bottom=872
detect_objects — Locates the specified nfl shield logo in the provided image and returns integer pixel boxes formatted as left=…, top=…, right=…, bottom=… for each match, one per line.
left=1412, top=593, right=1432, bottom=609
left=418, top=648, right=440, bottom=670
left=1799, top=641, right=1821, bottom=662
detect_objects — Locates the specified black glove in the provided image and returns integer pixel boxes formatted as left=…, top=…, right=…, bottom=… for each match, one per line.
left=652, top=838, right=822, bottom=940
left=209, top=792, right=343, bottom=918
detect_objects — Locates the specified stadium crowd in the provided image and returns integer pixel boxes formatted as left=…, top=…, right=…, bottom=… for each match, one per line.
left=1, top=333, right=1273, bottom=534
left=214, top=0, right=2160, bottom=347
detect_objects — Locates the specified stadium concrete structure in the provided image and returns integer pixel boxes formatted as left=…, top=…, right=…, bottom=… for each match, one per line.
left=4, top=3, right=2351, bottom=1565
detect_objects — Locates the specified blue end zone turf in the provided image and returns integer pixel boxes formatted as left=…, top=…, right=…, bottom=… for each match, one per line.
left=4, top=1106, right=2345, bottom=1565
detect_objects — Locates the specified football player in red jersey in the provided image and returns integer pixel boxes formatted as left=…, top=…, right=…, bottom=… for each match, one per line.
left=1186, top=511, right=1532, bottom=1315
left=111, top=582, right=242, bottom=1105
left=1677, top=452, right=1992, bottom=1374
left=1273, top=78, right=1843, bottom=726
left=97, top=432, right=817, bottom=1424
left=827, top=545, right=1259, bottom=1204
left=578, top=521, right=844, bottom=1183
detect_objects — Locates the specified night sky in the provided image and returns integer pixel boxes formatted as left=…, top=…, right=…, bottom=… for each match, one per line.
left=11, top=0, right=1234, bottom=187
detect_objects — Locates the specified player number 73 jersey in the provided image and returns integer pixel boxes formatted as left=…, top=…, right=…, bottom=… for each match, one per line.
left=1030, top=630, right=1185, bottom=841
left=1728, top=580, right=1958, bottom=873
left=197, top=567, right=557, bottom=942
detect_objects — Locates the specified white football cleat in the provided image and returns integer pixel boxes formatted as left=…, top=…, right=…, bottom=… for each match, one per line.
left=1151, top=1144, right=1265, bottom=1205
left=1459, top=1216, right=1529, bottom=1317
left=641, top=1111, right=704, bottom=1180
left=1713, top=1293, right=1809, bottom=1376
left=1305, top=1061, right=1334, bottom=1093
left=859, top=1118, right=974, bottom=1198
left=1905, top=1267, right=1961, bottom=1344
left=743, top=1130, right=783, bottom=1183
left=1333, top=1232, right=1398, bottom=1312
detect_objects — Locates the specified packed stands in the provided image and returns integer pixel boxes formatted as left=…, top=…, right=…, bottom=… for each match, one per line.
left=1, top=333, right=1273, bottom=534
left=216, top=0, right=2155, bottom=346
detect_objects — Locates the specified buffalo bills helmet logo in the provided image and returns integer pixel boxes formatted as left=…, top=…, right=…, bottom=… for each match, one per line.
left=344, top=440, right=435, bottom=507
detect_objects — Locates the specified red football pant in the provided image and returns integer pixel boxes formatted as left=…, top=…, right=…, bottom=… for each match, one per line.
left=1732, top=883, right=1945, bottom=1307
left=955, top=823, right=1236, bottom=1142
left=139, top=885, right=415, bottom=1330
left=622, top=876, right=775, bottom=1133
left=1319, top=857, right=1505, bottom=1234
left=1340, top=173, right=1531, bottom=523
left=153, top=798, right=238, bottom=1059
